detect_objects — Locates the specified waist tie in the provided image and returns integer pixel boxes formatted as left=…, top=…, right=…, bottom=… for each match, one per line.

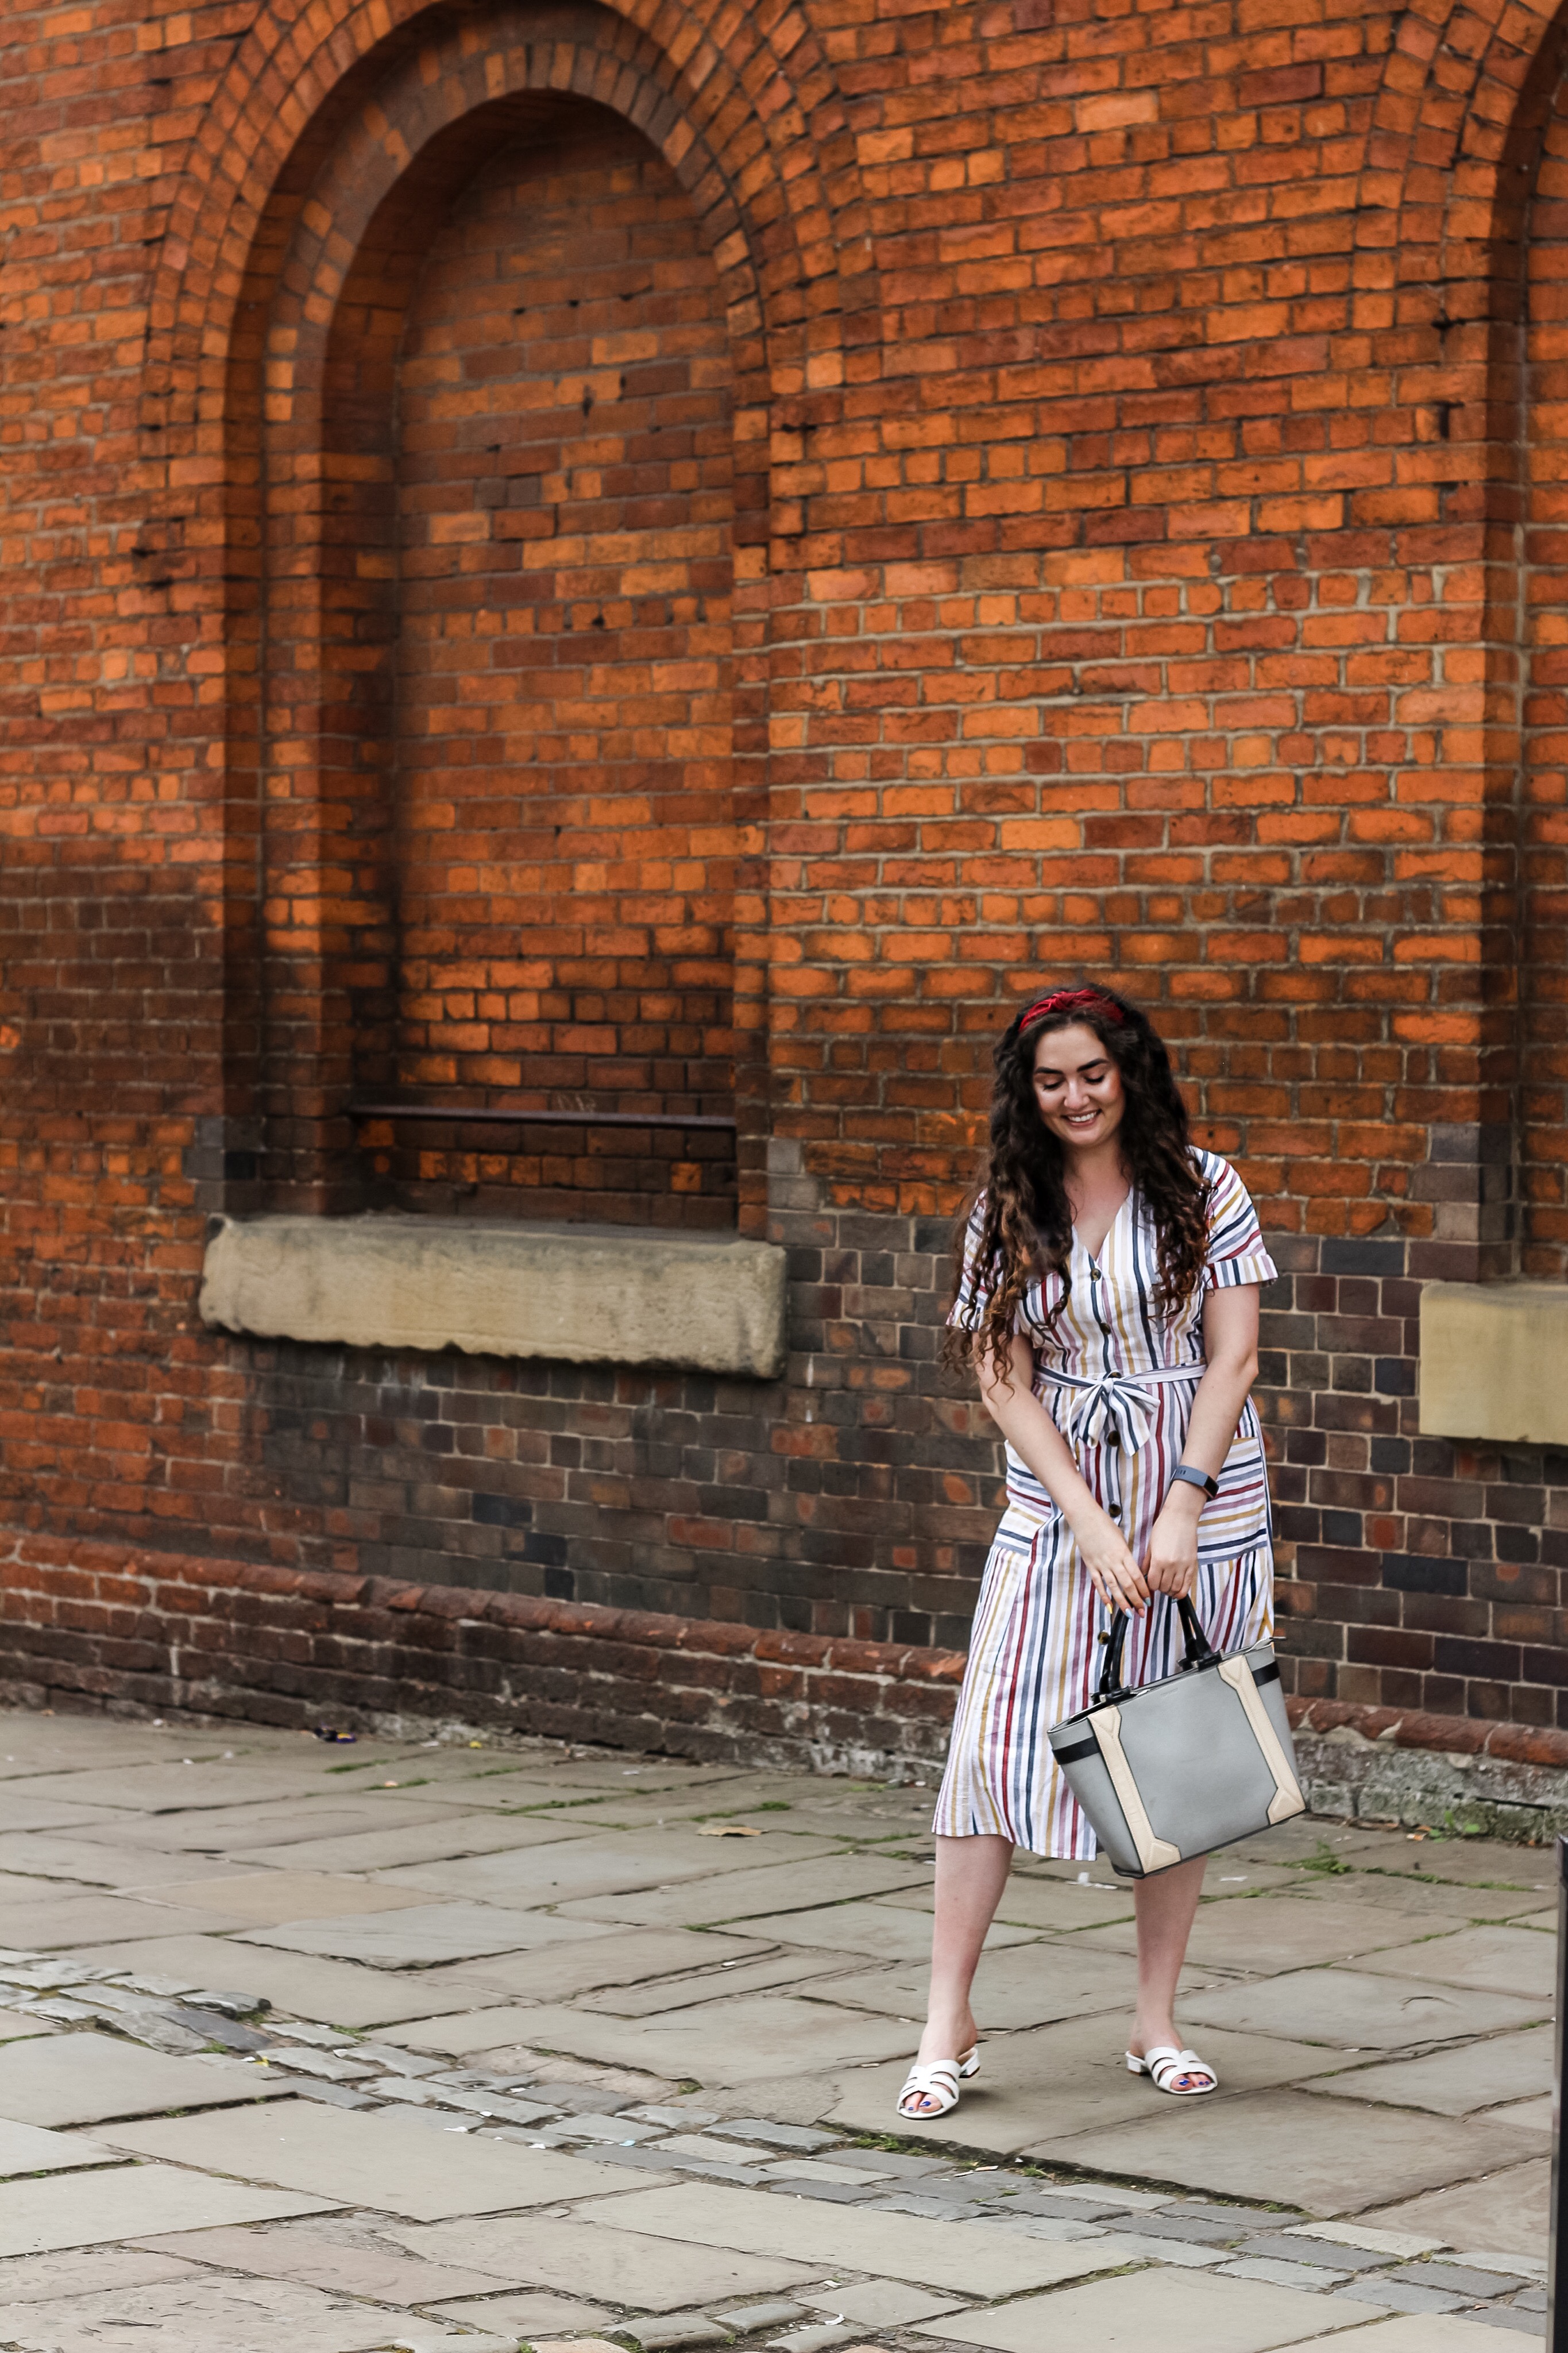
left=1042, top=1361, right=1203, bottom=1457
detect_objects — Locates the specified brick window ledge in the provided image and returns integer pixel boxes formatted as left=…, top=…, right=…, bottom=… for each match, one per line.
left=199, top=1214, right=787, bottom=1378
left=1420, top=1279, right=1568, bottom=1445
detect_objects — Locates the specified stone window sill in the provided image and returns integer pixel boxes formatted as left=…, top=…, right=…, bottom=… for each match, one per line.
left=1419, top=1280, right=1568, bottom=1445
left=199, top=1214, right=786, bottom=1379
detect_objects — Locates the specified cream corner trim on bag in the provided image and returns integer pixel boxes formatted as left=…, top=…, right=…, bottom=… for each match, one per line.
left=1218, top=1655, right=1307, bottom=1825
left=1088, top=1704, right=1183, bottom=1873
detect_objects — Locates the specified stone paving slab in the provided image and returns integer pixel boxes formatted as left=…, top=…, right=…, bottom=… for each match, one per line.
left=425, top=2291, right=616, bottom=2335
left=583, top=1946, right=869, bottom=2016
left=451, top=1993, right=917, bottom=2083
left=0, top=1799, right=128, bottom=1838
left=229, top=1812, right=593, bottom=1873
left=138, top=2222, right=513, bottom=2302
left=559, top=1852, right=934, bottom=1929
left=1, top=1765, right=384, bottom=1814
left=419, top=1928, right=773, bottom=2009
left=879, top=1878, right=1138, bottom=1932
left=93, top=2096, right=677, bottom=2219
left=832, top=2022, right=1347, bottom=2153
left=242, top=1899, right=619, bottom=1967
left=0, top=2269, right=513, bottom=2352
left=1355, top=1926, right=1558, bottom=2000
left=69, top=1934, right=511, bottom=2028
left=0, top=2121, right=121, bottom=2177
left=578, top=2181, right=1135, bottom=2294
left=0, top=2166, right=333, bottom=2258
left=383, top=1831, right=855, bottom=1911
left=1359, top=2163, right=1552, bottom=2262
left=1182, top=1966, right=1548, bottom=2050
left=393, top=2214, right=820, bottom=2309
left=132, top=1870, right=428, bottom=1926
left=0, top=2034, right=288, bottom=2126
left=708, top=1900, right=1037, bottom=1961
left=909, top=2265, right=1382, bottom=2351
left=0, top=1895, right=244, bottom=1949
left=0, top=1837, right=240, bottom=1888
left=813, top=1941, right=1142, bottom=2031
left=105, top=1797, right=459, bottom=1852
left=1311, top=2028, right=1554, bottom=2117
left=0, top=2249, right=202, bottom=2305
left=1022, top=2088, right=1543, bottom=2214
left=1072, top=1892, right=1468, bottom=1973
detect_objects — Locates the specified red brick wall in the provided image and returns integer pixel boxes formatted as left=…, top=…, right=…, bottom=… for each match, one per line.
left=4, top=0, right=1568, bottom=1734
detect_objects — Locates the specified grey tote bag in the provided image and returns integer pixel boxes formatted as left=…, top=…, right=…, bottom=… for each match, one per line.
left=1048, top=1597, right=1306, bottom=1878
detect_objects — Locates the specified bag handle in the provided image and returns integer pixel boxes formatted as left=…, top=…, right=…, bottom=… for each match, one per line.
left=1096, top=1594, right=1220, bottom=1702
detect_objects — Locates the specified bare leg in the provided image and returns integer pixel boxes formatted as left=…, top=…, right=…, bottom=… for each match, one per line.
left=902, top=1833, right=1013, bottom=2116
left=1128, top=1854, right=1209, bottom=2090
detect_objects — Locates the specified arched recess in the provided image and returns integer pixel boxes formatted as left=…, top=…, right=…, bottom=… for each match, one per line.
left=1355, top=0, right=1568, bottom=1278
left=142, top=0, right=877, bottom=1235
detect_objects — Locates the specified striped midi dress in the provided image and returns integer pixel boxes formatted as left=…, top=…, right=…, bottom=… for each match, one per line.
left=933, top=1150, right=1278, bottom=1861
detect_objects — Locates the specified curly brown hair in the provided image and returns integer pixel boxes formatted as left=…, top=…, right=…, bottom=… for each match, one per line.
left=944, top=982, right=1211, bottom=1375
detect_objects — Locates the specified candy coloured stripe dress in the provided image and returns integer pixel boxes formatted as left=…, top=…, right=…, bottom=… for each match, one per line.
left=932, top=1150, right=1278, bottom=1861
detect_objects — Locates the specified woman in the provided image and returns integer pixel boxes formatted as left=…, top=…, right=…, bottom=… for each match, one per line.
left=898, top=981, right=1276, bottom=2120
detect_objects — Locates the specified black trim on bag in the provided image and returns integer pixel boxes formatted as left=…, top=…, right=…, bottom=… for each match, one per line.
left=1253, top=1660, right=1280, bottom=1686
left=1052, top=1735, right=1099, bottom=1764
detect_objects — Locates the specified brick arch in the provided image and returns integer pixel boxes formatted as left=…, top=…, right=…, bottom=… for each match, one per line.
left=144, top=0, right=870, bottom=451
left=165, top=0, right=870, bottom=1229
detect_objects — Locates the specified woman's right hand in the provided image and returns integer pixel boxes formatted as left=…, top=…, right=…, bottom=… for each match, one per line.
left=1071, top=1505, right=1150, bottom=1615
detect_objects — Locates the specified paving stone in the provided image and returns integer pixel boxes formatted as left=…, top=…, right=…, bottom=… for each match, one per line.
left=1404, top=2261, right=1528, bottom=2296
left=799, top=2283, right=967, bottom=2328
left=1237, top=2232, right=1389, bottom=2271
left=0, top=2269, right=509, bottom=2352
left=1333, top=2277, right=1474, bottom=2313
left=621, top=2315, right=733, bottom=2348
left=110, top=1799, right=451, bottom=1854
left=0, top=2032, right=288, bottom=2126
left=908, top=2263, right=1369, bottom=2350
left=874, top=1878, right=1136, bottom=1933
left=1488, top=2096, right=1553, bottom=2131
left=138, top=2222, right=512, bottom=2302
left=1283, top=2221, right=1449, bottom=2258
left=243, top=1900, right=600, bottom=1967
left=0, top=2012, right=58, bottom=2045
left=690, top=1903, right=1034, bottom=1962
left=0, top=2248, right=200, bottom=2305
left=571, top=2181, right=1136, bottom=2294
left=0, top=1896, right=234, bottom=1950
left=1182, top=1966, right=1546, bottom=2051
left=0, top=2167, right=331, bottom=2258
left=713, top=2300, right=810, bottom=2329
left=418, top=1930, right=770, bottom=2009
left=382, top=1830, right=847, bottom=1913
left=756, top=2158, right=891, bottom=2188
left=1357, top=1926, right=1557, bottom=2002
left=396, top=2213, right=818, bottom=2309
left=657, top=2132, right=770, bottom=2164
left=0, top=2120, right=122, bottom=2178
left=444, top=1994, right=914, bottom=2085
left=3, top=1765, right=370, bottom=1814
left=709, top=2120, right=844, bottom=2151
left=426, top=2293, right=616, bottom=2335
left=586, top=1946, right=870, bottom=2015
left=772, top=2325, right=859, bottom=2353
left=831, top=2020, right=1342, bottom=2157
left=0, top=1837, right=237, bottom=1888
left=0, top=1800, right=129, bottom=1838
left=1310, top=2026, right=1553, bottom=2117
left=814, top=1942, right=1140, bottom=2032
left=92, top=2094, right=676, bottom=2219
left=1026, top=2086, right=1541, bottom=2213
left=1358, top=2161, right=1550, bottom=2262
left=558, top=1855, right=939, bottom=1930
left=133, top=1871, right=429, bottom=1926
left=1076, top=1892, right=1453, bottom=1975
left=230, top=1811, right=605, bottom=1873
left=1217, top=2255, right=1351, bottom=2289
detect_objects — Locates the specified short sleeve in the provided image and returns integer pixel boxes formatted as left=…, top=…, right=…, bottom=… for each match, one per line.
left=1200, top=1156, right=1277, bottom=1291
left=947, top=1198, right=997, bottom=1331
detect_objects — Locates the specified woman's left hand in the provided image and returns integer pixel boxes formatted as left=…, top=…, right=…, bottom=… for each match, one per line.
left=1144, top=1492, right=1202, bottom=1598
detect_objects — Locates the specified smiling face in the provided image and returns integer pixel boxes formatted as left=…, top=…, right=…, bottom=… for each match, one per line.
left=1030, top=1020, right=1127, bottom=1155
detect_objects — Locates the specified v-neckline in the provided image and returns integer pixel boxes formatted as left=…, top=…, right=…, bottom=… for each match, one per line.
left=1073, top=1186, right=1133, bottom=1268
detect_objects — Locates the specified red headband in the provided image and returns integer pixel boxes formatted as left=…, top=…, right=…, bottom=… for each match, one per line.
left=1017, top=986, right=1125, bottom=1031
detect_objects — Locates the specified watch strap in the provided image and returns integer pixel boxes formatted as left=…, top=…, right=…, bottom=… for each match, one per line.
left=1169, top=1462, right=1219, bottom=1502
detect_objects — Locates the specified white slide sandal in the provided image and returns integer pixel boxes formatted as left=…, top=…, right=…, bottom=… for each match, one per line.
left=1126, top=2044, right=1218, bottom=2096
left=895, top=2044, right=980, bottom=2120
